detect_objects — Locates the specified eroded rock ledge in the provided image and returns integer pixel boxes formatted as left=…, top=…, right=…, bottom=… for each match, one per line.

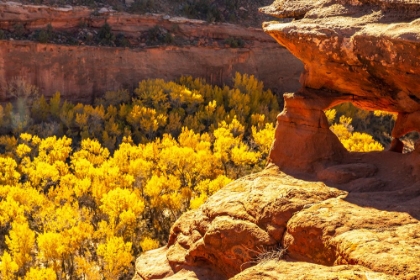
left=134, top=163, right=420, bottom=279
left=133, top=1, right=420, bottom=279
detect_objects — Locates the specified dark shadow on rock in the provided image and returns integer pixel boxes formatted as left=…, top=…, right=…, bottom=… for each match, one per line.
left=280, top=150, right=420, bottom=220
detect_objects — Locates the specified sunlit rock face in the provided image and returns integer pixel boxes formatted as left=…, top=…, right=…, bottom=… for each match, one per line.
left=261, top=0, right=420, bottom=112
left=133, top=164, right=420, bottom=280
left=260, top=0, right=420, bottom=171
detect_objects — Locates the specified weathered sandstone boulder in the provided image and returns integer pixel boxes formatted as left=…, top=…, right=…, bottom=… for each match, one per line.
left=232, top=260, right=396, bottom=280
left=134, top=162, right=420, bottom=279
left=261, top=0, right=420, bottom=113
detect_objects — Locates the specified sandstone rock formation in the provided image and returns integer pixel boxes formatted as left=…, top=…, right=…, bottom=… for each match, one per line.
left=133, top=1, right=420, bottom=279
left=134, top=163, right=420, bottom=279
left=0, top=2, right=303, bottom=102
left=261, top=0, right=420, bottom=170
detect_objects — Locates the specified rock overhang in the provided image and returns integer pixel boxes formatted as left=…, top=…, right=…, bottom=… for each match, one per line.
left=261, top=0, right=420, bottom=114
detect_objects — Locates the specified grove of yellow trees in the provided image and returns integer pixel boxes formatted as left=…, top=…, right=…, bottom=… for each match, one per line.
left=0, top=74, right=387, bottom=279
left=0, top=74, right=278, bottom=279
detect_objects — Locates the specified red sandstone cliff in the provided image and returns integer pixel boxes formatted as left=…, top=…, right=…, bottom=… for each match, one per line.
left=133, top=0, right=420, bottom=279
left=0, top=2, right=302, bottom=102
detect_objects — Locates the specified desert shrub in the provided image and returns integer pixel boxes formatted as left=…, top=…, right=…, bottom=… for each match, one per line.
left=129, top=0, right=155, bottom=13
left=145, top=26, right=173, bottom=45
left=115, top=33, right=131, bottom=47
left=12, top=23, right=26, bottom=38
left=240, top=245, right=288, bottom=271
left=98, top=22, right=116, bottom=46
left=36, top=25, right=53, bottom=44
left=0, top=74, right=279, bottom=279
left=327, top=102, right=397, bottom=148
left=182, top=0, right=221, bottom=22
left=224, top=37, right=245, bottom=48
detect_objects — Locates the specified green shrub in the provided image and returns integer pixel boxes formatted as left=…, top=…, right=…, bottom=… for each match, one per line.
left=116, top=33, right=131, bottom=47
left=146, top=26, right=173, bottom=45
left=98, top=22, right=116, bottom=45
left=224, top=37, right=245, bottom=48
left=129, top=0, right=155, bottom=13
left=182, top=0, right=221, bottom=23
left=36, top=24, right=53, bottom=43
left=13, top=23, right=26, bottom=38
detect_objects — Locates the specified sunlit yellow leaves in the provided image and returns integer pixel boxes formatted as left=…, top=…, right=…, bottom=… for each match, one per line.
left=16, top=143, right=31, bottom=158
left=37, top=135, right=72, bottom=164
left=144, top=175, right=182, bottom=210
left=139, top=237, right=160, bottom=252
left=189, top=194, right=207, bottom=210
left=6, top=221, right=35, bottom=268
left=0, top=74, right=281, bottom=280
left=26, top=160, right=60, bottom=190
left=100, top=188, right=144, bottom=225
left=24, top=267, right=57, bottom=280
left=341, top=132, right=384, bottom=152
left=0, top=196, right=26, bottom=226
left=0, top=157, right=20, bottom=185
left=252, top=123, right=275, bottom=156
left=0, top=252, right=18, bottom=280
left=75, top=256, right=100, bottom=280
left=37, top=232, right=65, bottom=265
left=127, top=105, right=167, bottom=139
left=325, top=109, right=336, bottom=125
left=73, top=138, right=110, bottom=167
left=97, top=237, right=133, bottom=280
left=329, top=114, right=384, bottom=152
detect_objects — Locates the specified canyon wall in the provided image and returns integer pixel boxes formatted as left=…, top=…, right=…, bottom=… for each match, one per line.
left=0, top=40, right=301, bottom=102
left=0, top=2, right=303, bottom=102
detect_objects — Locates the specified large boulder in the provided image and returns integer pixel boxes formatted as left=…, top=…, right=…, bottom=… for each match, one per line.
left=134, top=164, right=420, bottom=279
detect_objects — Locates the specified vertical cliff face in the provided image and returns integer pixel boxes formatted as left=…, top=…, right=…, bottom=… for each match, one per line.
left=133, top=1, right=420, bottom=280
left=0, top=40, right=300, bottom=103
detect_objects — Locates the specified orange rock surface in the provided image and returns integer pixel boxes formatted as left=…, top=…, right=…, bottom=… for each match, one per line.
left=261, top=0, right=420, bottom=170
left=133, top=1, right=420, bottom=279
left=134, top=162, right=420, bottom=279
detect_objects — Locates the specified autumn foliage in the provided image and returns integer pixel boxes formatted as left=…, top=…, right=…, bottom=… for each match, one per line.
left=0, top=74, right=387, bottom=279
left=0, top=74, right=278, bottom=279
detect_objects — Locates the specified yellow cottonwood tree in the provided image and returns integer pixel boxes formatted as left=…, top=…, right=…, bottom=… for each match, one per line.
left=97, top=237, right=133, bottom=280
left=6, top=221, right=35, bottom=273
left=0, top=252, right=18, bottom=280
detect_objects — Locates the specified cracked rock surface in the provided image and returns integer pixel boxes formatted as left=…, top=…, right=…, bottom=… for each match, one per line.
left=134, top=162, right=420, bottom=279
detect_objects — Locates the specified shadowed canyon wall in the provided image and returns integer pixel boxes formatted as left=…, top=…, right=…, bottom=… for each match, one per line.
left=0, top=40, right=301, bottom=102
left=0, top=2, right=303, bottom=102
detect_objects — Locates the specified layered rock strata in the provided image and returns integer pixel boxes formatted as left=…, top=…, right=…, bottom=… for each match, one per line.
left=0, top=2, right=303, bottom=102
